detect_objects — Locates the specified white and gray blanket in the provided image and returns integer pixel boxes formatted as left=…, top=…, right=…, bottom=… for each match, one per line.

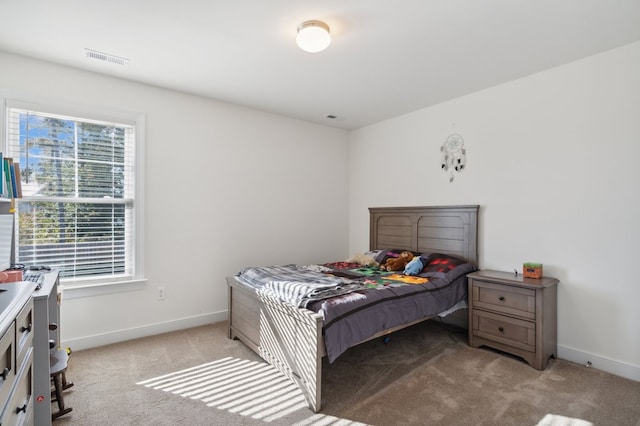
left=235, top=265, right=364, bottom=308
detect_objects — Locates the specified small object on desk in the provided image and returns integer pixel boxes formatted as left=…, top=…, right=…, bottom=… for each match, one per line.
left=514, top=269, right=518, bottom=277
left=23, top=272, right=45, bottom=289
left=28, top=265, right=51, bottom=272
left=1, top=269, right=23, bottom=282
left=8, top=263, right=26, bottom=271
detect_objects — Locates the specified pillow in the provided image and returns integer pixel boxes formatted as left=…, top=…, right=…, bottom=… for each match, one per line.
left=419, top=253, right=465, bottom=274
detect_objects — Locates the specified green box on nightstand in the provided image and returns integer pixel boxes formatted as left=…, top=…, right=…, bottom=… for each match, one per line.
left=523, top=262, right=543, bottom=279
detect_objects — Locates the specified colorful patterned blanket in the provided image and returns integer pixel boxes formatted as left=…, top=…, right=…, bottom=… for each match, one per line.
left=235, top=253, right=476, bottom=362
left=321, top=262, right=429, bottom=287
left=236, top=262, right=431, bottom=308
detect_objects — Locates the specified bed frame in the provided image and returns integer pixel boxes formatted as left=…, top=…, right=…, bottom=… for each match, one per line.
left=227, top=205, right=479, bottom=412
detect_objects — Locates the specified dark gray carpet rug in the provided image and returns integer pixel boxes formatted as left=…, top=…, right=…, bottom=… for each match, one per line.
left=55, top=320, right=640, bottom=426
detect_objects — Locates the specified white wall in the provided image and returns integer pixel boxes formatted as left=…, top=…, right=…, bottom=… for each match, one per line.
left=2, top=40, right=639, bottom=381
left=349, top=41, right=640, bottom=380
left=0, top=52, right=350, bottom=349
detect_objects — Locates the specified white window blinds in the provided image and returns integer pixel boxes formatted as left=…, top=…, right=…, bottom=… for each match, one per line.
left=5, top=104, right=137, bottom=282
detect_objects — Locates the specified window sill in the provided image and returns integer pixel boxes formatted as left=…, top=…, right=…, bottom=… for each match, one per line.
left=61, top=278, right=148, bottom=300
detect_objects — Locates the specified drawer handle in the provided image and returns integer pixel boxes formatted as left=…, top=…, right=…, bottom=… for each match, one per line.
left=1, top=367, right=10, bottom=380
left=498, top=296, right=505, bottom=301
left=498, top=327, right=505, bottom=333
left=20, top=324, right=32, bottom=333
left=16, top=404, right=27, bottom=414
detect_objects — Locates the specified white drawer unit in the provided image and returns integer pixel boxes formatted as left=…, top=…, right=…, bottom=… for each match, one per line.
left=1, top=349, right=33, bottom=426
left=0, top=282, right=36, bottom=426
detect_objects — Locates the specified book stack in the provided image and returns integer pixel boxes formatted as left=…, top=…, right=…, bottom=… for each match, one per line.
left=0, top=153, right=23, bottom=200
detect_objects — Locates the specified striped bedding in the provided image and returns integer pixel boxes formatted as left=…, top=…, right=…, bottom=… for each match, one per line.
left=234, top=257, right=475, bottom=362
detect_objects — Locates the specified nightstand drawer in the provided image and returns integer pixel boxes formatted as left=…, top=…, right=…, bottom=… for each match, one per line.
left=472, top=309, right=535, bottom=352
left=472, top=280, right=535, bottom=320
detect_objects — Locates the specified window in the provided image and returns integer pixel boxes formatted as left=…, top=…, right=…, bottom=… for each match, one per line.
left=4, top=99, right=144, bottom=285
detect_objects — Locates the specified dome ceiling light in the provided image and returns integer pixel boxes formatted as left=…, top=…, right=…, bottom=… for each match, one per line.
left=296, top=20, right=331, bottom=53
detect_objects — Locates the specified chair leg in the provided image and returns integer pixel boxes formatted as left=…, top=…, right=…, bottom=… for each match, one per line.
left=61, top=372, right=74, bottom=390
left=51, top=371, right=73, bottom=421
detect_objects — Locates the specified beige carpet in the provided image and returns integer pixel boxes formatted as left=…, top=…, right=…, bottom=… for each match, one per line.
left=54, top=320, right=640, bottom=426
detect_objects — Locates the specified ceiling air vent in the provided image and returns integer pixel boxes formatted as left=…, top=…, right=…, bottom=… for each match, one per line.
left=84, top=49, right=129, bottom=66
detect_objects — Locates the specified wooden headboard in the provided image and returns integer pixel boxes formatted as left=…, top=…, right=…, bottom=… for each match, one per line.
left=369, top=205, right=479, bottom=266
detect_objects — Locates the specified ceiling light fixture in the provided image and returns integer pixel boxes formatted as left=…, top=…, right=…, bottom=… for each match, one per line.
left=296, top=20, right=331, bottom=53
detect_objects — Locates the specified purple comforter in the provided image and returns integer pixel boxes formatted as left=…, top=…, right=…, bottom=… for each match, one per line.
left=235, top=255, right=475, bottom=363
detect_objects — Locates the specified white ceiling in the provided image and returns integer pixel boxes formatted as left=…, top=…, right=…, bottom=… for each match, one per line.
left=1, top=1, right=639, bottom=130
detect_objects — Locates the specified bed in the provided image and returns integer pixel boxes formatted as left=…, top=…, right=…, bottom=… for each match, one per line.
left=227, top=205, right=479, bottom=412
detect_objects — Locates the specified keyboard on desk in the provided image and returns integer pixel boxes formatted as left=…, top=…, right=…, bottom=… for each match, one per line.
left=23, top=273, right=45, bottom=290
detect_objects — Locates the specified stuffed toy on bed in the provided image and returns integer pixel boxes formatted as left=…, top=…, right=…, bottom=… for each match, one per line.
left=345, top=253, right=379, bottom=267
left=403, top=256, right=425, bottom=275
left=380, top=250, right=414, bottom=271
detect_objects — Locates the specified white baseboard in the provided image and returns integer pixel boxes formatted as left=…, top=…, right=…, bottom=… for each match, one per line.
left=558, top=344, right=640, bottom=382
left=62, top=310, right=228, bottom=351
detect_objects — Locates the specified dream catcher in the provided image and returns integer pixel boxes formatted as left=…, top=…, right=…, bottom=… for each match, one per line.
left=440, top=133, right=466, bottom=182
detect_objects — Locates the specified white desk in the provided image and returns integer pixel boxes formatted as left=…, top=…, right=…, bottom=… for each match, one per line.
left=0, top=280, right=36, bottom=425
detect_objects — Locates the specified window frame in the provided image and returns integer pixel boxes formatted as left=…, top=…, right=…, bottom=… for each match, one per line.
left=2, top=95, right=146, bottom=295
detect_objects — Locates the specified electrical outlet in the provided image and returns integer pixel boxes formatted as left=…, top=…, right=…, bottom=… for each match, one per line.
left=157, top=286, right=165, bottom=301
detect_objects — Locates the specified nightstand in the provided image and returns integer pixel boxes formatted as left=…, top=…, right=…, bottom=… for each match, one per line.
left=467, top=270, right=558, bottom=370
